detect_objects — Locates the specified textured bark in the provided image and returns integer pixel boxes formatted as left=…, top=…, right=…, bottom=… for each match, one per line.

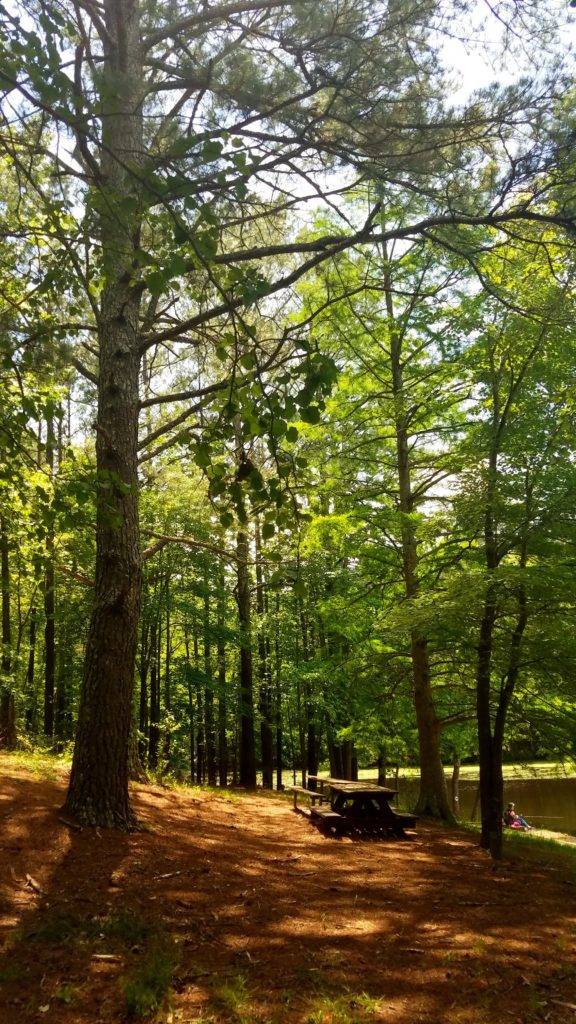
left=255, top=518, right=273, bottom=788
left=451, top=752, right=461, bottom=816
left=0, top=516, right=16, bottom=749
left=274, top=593, right=283, bottom=790
left=193, top=612, right=204, bottom=783
left=148, top=620, right=160, bottom=770
left=25, top=602, right=37, bottom=732
left=383, top=257, right=452, bottom=821
left=217, top=566, right=228, bottom=787
left=203, top=569, right=216, bottom=785
left=63, top=0, right=143, bottom=828
left=163, top=586, right=171, bottom=765
left=43, top=414, right=56, bottom=739
left=236, top=526, right=256, bottom=787
left=138, top=617, right=150, bottom=762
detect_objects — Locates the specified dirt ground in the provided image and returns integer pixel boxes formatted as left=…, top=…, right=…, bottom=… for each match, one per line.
left=0, top=759, right=575, bottom=1024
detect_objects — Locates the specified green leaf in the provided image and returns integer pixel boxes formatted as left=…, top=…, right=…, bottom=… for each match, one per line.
left=202, top=140, right=224, bottom=161
left=300, top=406, right=321, bottom=424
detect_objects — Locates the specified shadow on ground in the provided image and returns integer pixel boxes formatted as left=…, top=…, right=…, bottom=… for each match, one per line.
left=0, top=760, right=575, bottom=1024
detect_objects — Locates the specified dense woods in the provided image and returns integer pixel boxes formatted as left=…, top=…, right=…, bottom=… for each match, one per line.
left=0, top=0, right=575, bottom=861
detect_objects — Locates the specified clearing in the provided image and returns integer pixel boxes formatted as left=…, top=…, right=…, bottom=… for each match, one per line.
left=0, top=757, right=575, bottom=1024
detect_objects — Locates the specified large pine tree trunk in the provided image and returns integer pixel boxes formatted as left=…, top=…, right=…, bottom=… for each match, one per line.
left=63, top=0, right=143, bottom=828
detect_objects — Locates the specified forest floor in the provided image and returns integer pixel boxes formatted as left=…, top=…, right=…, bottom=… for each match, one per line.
left=1, top=757, right=575, bottom=1024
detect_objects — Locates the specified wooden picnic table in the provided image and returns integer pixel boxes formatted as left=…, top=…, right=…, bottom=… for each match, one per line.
left=306, top=776, right=417, bottom=838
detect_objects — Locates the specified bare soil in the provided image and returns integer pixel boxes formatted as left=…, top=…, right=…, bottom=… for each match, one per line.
left=0, top=757, right=575, bottom=1024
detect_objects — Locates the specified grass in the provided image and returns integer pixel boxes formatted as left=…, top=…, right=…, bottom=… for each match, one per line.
left=122, top=937, right=179, bottom=1019
left=304, top=993, right=381, bottom=1024
left=54, top=983, right=78, bottom=1005
left=211, top=974, right=255, bottom=1023
left=21, top=909, right=154, bottom=948
left=15, top=906, right=177, bottom=1018
left=2, top=747, right=72, bottom=780
left=462, top=821, right=576, bottom=871
left=0, top=965, right=25, bottom=985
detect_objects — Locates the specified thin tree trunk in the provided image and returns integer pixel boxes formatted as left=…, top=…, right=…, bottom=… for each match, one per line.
left=43, top=414, right=56, bottom=740
left=204, top=567, right=216, bottom=785
left=138, top=617, right=149, bottom=762
left=193, top=611, right=204, bottom=783
left=0, top=515, right=16, bottom=748
left=217, top=564, right=228, bottom=787
left=183, top=629, right=196, bottom=783
left=148, top=619, right=160, bottom=770
left=255, top=518, right=273, bottom=788
left=451, top=752, right=461, bottom=816
left=163, top=581, right=171, bottom=766
left=63, top=0, right=144, bottom=828
left=25, top=600, right=37, bottom=733
left=236, top=526, right=256, bottom=787
left=274, top=593, right=283, bottom=791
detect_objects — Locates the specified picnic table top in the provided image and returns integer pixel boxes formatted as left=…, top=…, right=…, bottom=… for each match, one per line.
left=307, top=776, right=397, bottom=798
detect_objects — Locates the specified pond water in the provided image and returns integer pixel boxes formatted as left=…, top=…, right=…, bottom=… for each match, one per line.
left=395, top=776, right=576, bottom=834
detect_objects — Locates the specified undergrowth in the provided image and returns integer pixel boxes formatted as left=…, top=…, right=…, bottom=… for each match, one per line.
left=461, top=821, right=576, bottom=872
left=122, top=937, right=179, bottom=1019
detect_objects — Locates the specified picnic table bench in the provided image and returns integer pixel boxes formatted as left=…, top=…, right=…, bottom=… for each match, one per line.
left=296, top=776, right=418, bottom=839
left=291, top=785, right=324, bottom=810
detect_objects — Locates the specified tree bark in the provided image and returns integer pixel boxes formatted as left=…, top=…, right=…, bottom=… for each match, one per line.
left=203, top=567, right=217, bottom=785
left=255, top=518, right=273, bottom=788
left=63, top=0, right=144, bottom=828
left=43, top=414, right=56, bottom=740
left=236, top=526, right=256, bottom=787
left=383, top=253, right=452, bottom=820
left=274, top=593, right=283, bottom=790
left=217, top=564, right=228, bottom=787
left=0, top=515, right=16, bottom=748
left=148, top=619, right=160, bottom=770
left=451, top=751, right=461, bottom=816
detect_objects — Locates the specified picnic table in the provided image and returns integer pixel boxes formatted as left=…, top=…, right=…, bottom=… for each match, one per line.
left=293, top=776, right=417, bottom=838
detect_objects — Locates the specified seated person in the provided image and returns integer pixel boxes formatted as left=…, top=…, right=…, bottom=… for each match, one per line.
left=503, top=802, right=532, bottom=831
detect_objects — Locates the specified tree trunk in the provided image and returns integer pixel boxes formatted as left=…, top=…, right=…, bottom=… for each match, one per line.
left=43, top=414, right=56, bottom=740
left=383, top=253, right=451, bottom=821
left=148, top=620, right=160, bottom=770
left=217, top=565, right=228, bottom=787
left=236, top=526, right=256, bottom=787
left=0, top=516, right=16, bottom=749
left=193, top=611, right=204, bottom=783
left=183, top=629, right=196, bottom=783
left=25, top=601, right=37, bottom=732
left=451, top=752, right=461, bottom=816
left=255, top=518, right=273, bottom=788
left=163, top=584, right=171, bottom=766
left=274, top=595, right=283, bottom=790
left=203, top=568, right=216, bottom=785
left=63, top=0, right=144, bottom=828
left=138, top=618, right=149, bottom=762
